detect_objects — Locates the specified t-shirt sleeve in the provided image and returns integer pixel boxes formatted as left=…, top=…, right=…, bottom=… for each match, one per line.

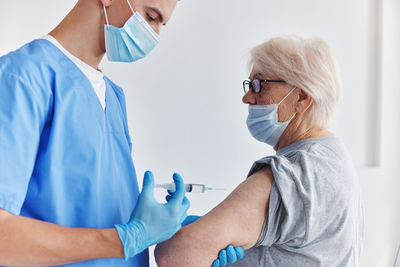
left=0, top=72, right=51, bottom=215
left=248, top=155, right=307, bottom=248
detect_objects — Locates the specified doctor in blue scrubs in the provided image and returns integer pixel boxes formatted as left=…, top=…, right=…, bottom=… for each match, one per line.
left=0, top=0, right=244, bottom=265
left=0, top=0, right=244, bottom=266
left=0, top=0, right=194, bottom=265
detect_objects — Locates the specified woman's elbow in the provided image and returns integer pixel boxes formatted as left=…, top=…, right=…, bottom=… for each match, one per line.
left=154, top=241, right=169, bottom=267
left=154, top=226, right=213, bottom=267
left=154, top=229, right=190, bottom=267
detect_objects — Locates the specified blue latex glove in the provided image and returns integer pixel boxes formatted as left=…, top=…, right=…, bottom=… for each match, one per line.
left=181, top=215, right=201, bottom=226
left=165, top=191, right=199, bottom=226
left=115, top=171, right=190, bottom=260
left=211, top=245, right=245, bottom=267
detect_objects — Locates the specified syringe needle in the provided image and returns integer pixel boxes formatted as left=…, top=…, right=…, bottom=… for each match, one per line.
left=206, top=187, right=227, bottom=191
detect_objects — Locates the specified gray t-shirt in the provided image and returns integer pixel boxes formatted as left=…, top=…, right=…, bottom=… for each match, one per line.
left=232, top=136, right=363, bottom=267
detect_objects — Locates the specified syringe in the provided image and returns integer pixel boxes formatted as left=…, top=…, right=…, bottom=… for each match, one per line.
left=154, top=183, right=226, bottom=193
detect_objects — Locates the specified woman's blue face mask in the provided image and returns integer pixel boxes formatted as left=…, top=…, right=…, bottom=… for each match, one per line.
left=246, top=86, right=297, bottom=146
left=103, top=0, right=160, bottom=63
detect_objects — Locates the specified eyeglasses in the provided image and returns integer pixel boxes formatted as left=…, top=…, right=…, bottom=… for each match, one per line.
left=243, top=79, right=286, bottom=94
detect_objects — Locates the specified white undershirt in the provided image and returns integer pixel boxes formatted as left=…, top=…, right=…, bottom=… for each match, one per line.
left=41, top=35, right=106, bottom=110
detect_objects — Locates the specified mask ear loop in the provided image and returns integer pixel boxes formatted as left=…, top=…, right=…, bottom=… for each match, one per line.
left=103, top=5, right=110, bottom=26
left=278, top=86, right=297, bottom=105
left=125, top=0, right=136, bottom=15
left=278, top=86, right=297, bottom=122
left=103, top=0, right=135, bottom=25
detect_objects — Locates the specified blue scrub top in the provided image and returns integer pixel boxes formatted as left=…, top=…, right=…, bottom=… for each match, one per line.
left=0, top=39, right=149, bottom=266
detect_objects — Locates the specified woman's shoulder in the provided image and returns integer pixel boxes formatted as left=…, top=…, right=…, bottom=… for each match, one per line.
left=249, top=135, right=358, bottom=192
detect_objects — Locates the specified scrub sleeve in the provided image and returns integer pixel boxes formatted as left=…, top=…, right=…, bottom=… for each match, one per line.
left=0, top=72, right=52, bottom=215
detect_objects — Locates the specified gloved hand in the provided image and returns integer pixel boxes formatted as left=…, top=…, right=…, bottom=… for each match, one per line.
left=181, top=215, right=201, bottom=226
left=211, top=245, right=245, bottom=267
left=165, top=192, right=200, bottom=227
left=115, top=171, right=190, bottom=260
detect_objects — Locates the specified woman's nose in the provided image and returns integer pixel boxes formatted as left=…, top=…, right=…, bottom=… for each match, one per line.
left=242, top=91, right=256, bottom=105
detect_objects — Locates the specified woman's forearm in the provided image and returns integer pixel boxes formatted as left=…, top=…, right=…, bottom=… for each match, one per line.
left=0, top=209, right=123, bottom=266
left=155, top=167, right=273, bottom=267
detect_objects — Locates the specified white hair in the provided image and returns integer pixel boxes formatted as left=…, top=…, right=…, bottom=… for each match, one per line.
left=249, top=34, right=343, bottom=129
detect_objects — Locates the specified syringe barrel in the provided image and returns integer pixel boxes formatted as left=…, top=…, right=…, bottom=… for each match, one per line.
left=154, top=183, right=205, bottom=193
left=187, top=184, right=206, bottom=193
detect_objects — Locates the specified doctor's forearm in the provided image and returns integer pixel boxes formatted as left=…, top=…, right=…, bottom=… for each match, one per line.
left=0, top=209, right=123, bottom=266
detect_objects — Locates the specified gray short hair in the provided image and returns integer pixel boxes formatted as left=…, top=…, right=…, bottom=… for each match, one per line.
left=249, top=34, right=343, bottom=128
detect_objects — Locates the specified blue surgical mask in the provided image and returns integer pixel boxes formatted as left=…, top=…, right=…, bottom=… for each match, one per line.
left=246, top=87, right=296, bottom=146
left=103, top=0, right=160, bottom=63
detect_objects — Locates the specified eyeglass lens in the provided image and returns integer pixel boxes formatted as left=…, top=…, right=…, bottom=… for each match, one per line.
left=251, top=79, right=261, bottom=93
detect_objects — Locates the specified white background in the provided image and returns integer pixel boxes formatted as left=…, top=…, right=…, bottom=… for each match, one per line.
left=0, top=0, right=399, bottom=266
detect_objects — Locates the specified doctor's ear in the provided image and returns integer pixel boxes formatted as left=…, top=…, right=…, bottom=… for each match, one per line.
left=100, top=0, right=113, bottom=7
left=295, top=88, right=313, bottom=115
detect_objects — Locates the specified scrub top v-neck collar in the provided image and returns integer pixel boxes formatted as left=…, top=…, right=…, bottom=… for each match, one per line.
left=41, top=35, right=107, bottom=112
left=40, top=37, right=113, bottom=133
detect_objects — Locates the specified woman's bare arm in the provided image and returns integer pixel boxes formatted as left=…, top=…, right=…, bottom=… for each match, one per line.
left=155, top=166, right=273, bottom=267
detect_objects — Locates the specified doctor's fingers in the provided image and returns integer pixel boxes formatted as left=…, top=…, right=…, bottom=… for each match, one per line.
left=179, top=197, right=190, bottom=222
left=182, top=195, right=190, bottom=209
left=165, top=193, right=189, bottom=206
left=225, top=245, right=237, bottom=264
left=235, top=246, right=245, bottom=260
left=211, top=259, right=220, bottom=267
left=168, top=173, right=186, bottom=205
left=141, top=171, right=155, bottom=198
left=218, top=249, right=228, bottom=266
left=165, top=190, right=174, bottom=202
left=166, top=194, right=190, bottom=218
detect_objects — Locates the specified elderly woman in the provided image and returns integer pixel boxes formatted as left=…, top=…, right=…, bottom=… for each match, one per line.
left=154, top=35, right=363, bottom=267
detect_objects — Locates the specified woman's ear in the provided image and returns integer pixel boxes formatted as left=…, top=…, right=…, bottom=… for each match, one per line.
left=295, top=89, right=313, bottom=115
